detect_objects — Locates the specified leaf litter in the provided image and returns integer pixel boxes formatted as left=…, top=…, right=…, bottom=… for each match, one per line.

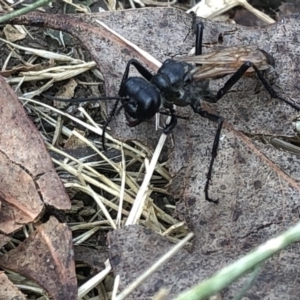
left=1, top=8, right=187, bottom=298
left=0, top=4, right=300, bottom=300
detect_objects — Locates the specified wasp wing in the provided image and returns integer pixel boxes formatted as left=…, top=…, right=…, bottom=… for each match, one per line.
left=176, top=46, right=274, bottom=80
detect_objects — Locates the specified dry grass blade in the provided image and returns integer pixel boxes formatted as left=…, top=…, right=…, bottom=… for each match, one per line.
left=115, top=232, right=194, bottom=300
left=140, top=0, right=177, bottom=6
left=20, top=97, right=117, bottom=147
left=7, top=62, right=97, bottom=83
left=62, top=0, right=91, bottom=13
left=73, top=225, right=101, bottom=244
left=0, top=37, right=84, bottom=63
left=188, top=0, right=275, bottom=24
left=116, top=144, right=126, bottom=228
left=126, top=123, right=170, bottom=225
left=20, top=97, right=182, bottom=231
left=78, top=259, right=112, bottom=299
left=270, top=138, right=300, bottom=155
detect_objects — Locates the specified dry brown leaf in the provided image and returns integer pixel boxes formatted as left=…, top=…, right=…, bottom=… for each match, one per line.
left=74, top=245, right=107, bottom=271
left=0, top=271, right=27, bottom=300
left=232, top=8, right=267, bottom=26
left=64, top=129, right=87, bottom=149
left=3, top=8, right=300, bottom=299
left=0, top=150, right=44, bottom=233
left=0, top=217, right=77, bottom=300
left=3, top=24, right=26, bottom=42
left=53, top=78, right=78, bottom=109
left=0, top=75, right=70, bottom=235
left=277, top=1, right=300, bottom=21
left=0, top=234, right=10, bottom=248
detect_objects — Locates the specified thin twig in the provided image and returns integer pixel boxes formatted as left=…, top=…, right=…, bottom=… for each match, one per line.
left=0, top=0, right=52, bottom=23
left=174, top=221, right=300, bottom=300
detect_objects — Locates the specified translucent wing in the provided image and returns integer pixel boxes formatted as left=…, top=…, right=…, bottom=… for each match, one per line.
left=176, top=46, right=275, bottom=80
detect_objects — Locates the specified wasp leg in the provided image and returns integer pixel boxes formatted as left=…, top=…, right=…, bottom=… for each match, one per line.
left=163, top=107, right=178, bottom=134
left=119, top=59, right=153, bottom=94
left=216, top=61, right=300, bottom=110
left=101, top=99, right=120, bottom=150
left=194, top=108, right=223, bottom=204
left=189, top=13, right=204, bottom=56
left=195, top=22, right=204, bottom=56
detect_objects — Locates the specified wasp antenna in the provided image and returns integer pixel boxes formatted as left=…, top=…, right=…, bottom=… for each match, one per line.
left=42, top=94, right=125, bottom=102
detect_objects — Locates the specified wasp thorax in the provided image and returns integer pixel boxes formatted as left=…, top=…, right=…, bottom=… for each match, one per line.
left=151, top=74, right=172, bottom=93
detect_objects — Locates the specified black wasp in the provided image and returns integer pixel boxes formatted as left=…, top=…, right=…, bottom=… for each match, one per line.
left=48, top=20, right=299, bottom=204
